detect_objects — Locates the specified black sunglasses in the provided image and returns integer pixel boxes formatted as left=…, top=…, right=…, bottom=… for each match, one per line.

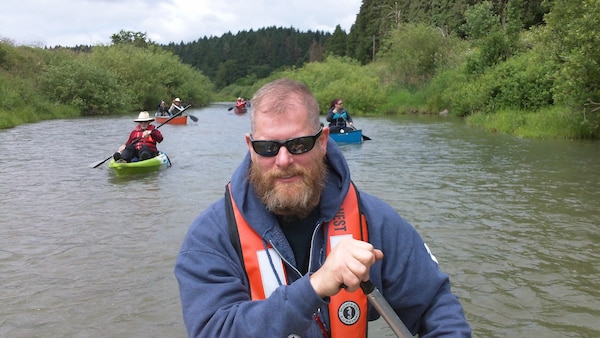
left=250, top=127, right=323, bottom=157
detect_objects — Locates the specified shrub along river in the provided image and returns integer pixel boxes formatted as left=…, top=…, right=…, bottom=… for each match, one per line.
left=1, top=102, right=598, bottom=337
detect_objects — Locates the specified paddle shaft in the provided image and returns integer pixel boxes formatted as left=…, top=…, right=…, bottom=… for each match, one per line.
left=341, top=116, right=371, bottom=141
left=92, top=105, right=190, bottom=168
left=173, top=104, right=197, bottom=122
left=360, top=281, right=413, bottom=337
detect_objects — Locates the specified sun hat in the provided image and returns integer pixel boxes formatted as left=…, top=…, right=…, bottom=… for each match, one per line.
left=174, top=98, right=181, bottom=102
left=134, top=111, right=155, bottom=122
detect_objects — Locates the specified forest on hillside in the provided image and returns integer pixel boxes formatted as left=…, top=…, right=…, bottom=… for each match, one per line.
left=165, top=0, right=551, bottom=89
left=165, top=28, right=331, bottom=88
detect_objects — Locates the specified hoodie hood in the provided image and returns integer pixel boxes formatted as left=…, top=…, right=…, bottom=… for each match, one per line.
left=229, top=138, right=352, bottom=239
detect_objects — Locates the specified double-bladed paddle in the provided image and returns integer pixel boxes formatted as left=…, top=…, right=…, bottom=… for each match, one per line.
left=91, top=105, right=191, bottom=168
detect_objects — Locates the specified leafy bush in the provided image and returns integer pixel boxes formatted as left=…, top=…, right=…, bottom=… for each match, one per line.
left=421, top=68, right=469, bottom=114
left=377, top=23, right=462, bottom=87
left=462, top=1, right=499, bottom=41
left=87, top=44, right=213, bottom=112
left=542, top=0, right=600, bottom=108
left=40, top=55, right=128, bottom=114
left=276, top=56, right=387, bottom=115
left=0, top=40, right=215, bottom=127
left=443, top=49, right=557, bottom=116
left=485, top=51, right=556, bottom=111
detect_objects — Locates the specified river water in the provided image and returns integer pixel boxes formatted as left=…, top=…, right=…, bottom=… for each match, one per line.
left=1, top=103, right=598, bottom=337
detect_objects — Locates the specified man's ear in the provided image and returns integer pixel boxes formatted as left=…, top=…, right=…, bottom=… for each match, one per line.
left=320, top=127, right=330, bottom=149
left=245, top=134, right=253, bottom=151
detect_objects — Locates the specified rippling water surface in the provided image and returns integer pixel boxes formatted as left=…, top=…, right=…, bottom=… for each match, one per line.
left=1, top=104, right=598, bottom=337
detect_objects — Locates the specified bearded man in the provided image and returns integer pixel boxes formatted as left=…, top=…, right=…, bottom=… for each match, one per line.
left=175, top=79, right=471, bottom=338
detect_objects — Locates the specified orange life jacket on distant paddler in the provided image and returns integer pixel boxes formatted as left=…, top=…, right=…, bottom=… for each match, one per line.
left=225, top=182, right=369, bottom=338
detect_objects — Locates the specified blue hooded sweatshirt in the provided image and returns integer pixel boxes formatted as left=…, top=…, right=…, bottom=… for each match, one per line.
left=175, top=139, right=471, bottom=337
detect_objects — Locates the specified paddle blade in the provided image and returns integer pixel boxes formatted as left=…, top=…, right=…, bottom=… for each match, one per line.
left=187, top=114, right=198, bottom=122
left=362, top=135, right=372, bottom=141
left=227, top=107, right=234, bottom=111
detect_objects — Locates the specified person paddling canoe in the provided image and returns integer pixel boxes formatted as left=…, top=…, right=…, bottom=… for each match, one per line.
left=326, top=98, right=353, bottom=133
left=169, top=97, right=185, bottom=116
left=174, top=79, right=471, bottom=337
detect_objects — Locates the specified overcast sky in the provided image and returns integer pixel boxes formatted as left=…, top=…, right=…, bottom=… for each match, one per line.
left=1, top=0, right=362, bottom=47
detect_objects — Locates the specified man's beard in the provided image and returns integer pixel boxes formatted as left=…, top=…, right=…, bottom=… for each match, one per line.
left=249, top=155, right=327, bottom=218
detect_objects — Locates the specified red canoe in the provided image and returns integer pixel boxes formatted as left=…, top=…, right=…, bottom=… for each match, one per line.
left=234, top=107, right=247, bottom=115
left=155, top=115, right=188, bottom=125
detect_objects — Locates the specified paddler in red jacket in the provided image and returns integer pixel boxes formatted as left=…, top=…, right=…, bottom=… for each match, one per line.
left=113, top=111, right=164, bottom=163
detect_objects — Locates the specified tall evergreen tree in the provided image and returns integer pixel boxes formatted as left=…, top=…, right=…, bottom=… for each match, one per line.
left=325, top=25, right=348, bottom=57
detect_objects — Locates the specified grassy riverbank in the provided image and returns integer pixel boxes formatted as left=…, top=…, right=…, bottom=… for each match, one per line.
left=380, top=86, right=593, bottom=140
left=0, top=106, right=80, bottom=129
left=1, top=79, right=592, bottom=141
left=465, top=106, right=593, bottom=139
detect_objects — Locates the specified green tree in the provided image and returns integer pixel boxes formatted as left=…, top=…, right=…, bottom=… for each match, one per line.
left=325, top=25, right=348, bottom=57
left=542, top=0, right=600, bottom=108
left=540, top=0, right=600, bottom=135
left=111, top=30, right=154, bottom=48
left=377, top=23, right=459, bottom=87
left=462, top=1, right=500, bottom=40
left=462, top=1, right=512, bottom=74
left=168, top=27, right=329, bottom=89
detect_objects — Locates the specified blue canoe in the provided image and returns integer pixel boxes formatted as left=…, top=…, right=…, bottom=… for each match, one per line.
left=329, top=129, right=363, bottom=144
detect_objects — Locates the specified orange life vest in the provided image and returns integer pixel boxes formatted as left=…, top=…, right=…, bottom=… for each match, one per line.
left=226, top=183, right=368, bottom=337
left=130, top=126, right=158, bottom=151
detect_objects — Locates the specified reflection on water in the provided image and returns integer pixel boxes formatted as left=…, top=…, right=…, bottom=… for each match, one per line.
left=1, top=108, right=598, bottom=337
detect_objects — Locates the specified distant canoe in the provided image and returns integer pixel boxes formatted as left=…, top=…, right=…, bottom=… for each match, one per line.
left=329, top=129, right=363, bottom=144
left=155, top=114, right=188, bottom=125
